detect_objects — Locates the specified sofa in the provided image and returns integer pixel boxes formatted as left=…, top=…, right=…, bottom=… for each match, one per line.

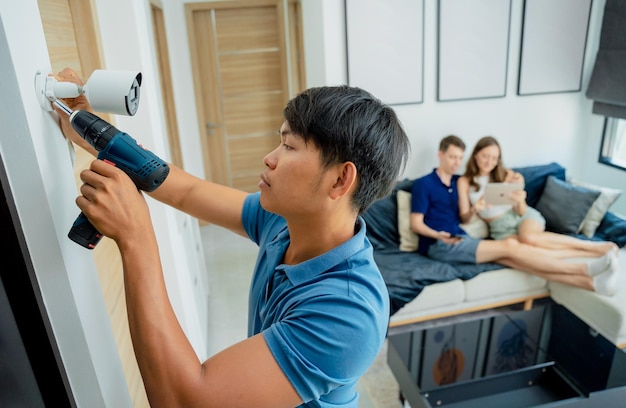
left=362, top=163, right=626, bottom=348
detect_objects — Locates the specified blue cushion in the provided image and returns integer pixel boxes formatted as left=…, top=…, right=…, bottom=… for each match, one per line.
left=362, top=195, right=399, bottom=250
left=595, top=212, right=626, bottom=247
left=514, top=162, right=566, bottom=208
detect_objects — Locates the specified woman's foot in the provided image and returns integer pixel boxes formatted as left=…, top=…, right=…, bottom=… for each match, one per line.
left=593, top=251, right=619, bottom=296
left=587, top=252, right=612, bottom=277
left=589, top=241, right=619, bottom=257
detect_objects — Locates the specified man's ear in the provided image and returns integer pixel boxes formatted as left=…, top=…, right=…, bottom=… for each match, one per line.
left=329, top=162, right=357, bottom=200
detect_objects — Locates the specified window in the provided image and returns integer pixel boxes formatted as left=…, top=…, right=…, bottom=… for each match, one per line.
left=600, top=118, right=626, bottom=171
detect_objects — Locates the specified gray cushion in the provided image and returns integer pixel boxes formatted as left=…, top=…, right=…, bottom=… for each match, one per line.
left=535, top=176, right=601, bottom=234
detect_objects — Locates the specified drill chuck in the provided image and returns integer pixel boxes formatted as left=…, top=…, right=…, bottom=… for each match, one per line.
left=70, top=110, right=117, bottom=151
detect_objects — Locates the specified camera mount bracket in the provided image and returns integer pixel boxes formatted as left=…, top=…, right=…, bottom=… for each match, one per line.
left=34, top=69, right=142, bottom=116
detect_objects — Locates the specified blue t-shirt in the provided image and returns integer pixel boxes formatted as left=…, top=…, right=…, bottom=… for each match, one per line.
left=411, top=169, right=466, bottom=254
left=241, top=192, right=390, bottom=407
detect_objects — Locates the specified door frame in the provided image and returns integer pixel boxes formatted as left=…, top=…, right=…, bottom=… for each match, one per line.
left=0, top=8, right=131, bottom=406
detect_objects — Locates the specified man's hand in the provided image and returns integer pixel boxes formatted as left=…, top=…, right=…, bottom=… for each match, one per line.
left=437, top=231, right=462, bottom=244
left=51, top=68, right=98, bottom=156
left=77, top=159, right=153, bottom=247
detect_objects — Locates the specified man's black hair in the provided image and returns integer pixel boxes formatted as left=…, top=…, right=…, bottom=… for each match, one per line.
left=284, top=86, right=410, bottom=213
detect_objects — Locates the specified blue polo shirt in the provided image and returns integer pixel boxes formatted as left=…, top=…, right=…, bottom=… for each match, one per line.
left=411, top=169, right=465, bottom=254
left=241, top=192, right=389, bottom=408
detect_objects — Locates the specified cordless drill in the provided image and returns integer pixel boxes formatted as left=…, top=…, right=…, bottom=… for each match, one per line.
left=54, top=99, right=170, bottom=249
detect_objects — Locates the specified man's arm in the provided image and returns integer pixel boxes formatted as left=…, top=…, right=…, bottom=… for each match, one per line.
left=148, top=165, right=248, bottom=236
left=123, top=239, right=301, bottom=408
left=410, top=178, right=455, bottom=242
left=78, top=160, right=302, bottom=408
left=410, top=212, right=453, bottom=241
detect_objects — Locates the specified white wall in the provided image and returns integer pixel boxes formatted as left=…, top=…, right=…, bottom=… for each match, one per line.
left=160, top=0, right=206, bottom=180
left=92, top=0, right=208, bottom=359
left=296, top=0, right=626, bottom=216
left=0, top=1, right=131, bottom=406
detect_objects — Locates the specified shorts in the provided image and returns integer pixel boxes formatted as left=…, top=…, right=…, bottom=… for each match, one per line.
left=488, top=207, right=546, bottom=240
left=427, top=235, right=479, bottom=264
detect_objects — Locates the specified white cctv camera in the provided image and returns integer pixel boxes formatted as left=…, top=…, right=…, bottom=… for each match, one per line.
left=83, top=70, right=142, bottom=115
left=35, top=69, right=143, bottom=116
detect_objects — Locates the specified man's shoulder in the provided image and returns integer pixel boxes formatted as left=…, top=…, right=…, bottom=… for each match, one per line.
left=413, top=170, right=437, bottom=189
left=417, top=169, right=437, bottom=180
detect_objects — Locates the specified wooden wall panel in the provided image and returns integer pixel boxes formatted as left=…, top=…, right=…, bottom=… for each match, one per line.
left=37, top=1, right=149, bottom=406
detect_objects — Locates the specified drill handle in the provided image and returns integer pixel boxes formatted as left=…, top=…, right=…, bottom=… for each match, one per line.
left=67, top=110, right=169, bottom=249
left=68, top=212, right=103, bottom=249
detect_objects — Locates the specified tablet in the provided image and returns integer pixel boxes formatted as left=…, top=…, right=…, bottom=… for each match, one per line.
left=483, top=182, right=524, bottom=205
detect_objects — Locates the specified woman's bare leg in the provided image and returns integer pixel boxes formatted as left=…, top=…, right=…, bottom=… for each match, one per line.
left=474, top=238, right=615, bottom=292
left=517, top=219, right=617, bottom=256
left=497, top=256, right=593, bottom=290
left=500, top=236, right=598, bottom=259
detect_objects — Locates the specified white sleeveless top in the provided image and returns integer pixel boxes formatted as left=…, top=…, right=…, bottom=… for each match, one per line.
left=469, top=176, right=512, bottom=219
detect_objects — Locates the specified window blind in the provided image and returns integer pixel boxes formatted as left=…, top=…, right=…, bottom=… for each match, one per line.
left=585, top=0, right=626, bottom=119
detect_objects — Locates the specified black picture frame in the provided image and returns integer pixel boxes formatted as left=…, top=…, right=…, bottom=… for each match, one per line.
left=517, top=0, right=592, bottom=96
left=437, top=0, right=512, bottom=102
left=345, top=0, right=424, bottom=105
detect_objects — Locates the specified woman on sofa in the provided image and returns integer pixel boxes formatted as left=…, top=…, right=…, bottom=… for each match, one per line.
left=411, top=135, right=618, bottom=297
left=458, top=136, right=617, bottom=259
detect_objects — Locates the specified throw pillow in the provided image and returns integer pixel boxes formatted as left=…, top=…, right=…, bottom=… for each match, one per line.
left=460, top=216, right=489, bottom=239
left=535, top=176, right=601, bottom=234
left=569, top=179, right=623, bottom=238
left=396, top=190, right=418, bottom=252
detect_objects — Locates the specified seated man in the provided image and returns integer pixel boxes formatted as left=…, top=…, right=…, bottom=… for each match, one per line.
left=410, top=135, right=618, bottom=296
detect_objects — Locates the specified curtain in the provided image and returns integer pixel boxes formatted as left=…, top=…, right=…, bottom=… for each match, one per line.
left=585, top=0, right=626, bottom=119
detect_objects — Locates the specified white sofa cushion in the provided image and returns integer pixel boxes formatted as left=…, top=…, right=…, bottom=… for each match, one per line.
left=397, top=190, right=418, bottom=252
left=569, top=179, right=623, bottom=238
left=390, top=279, right=464, bottom=322
left=464, top=268, right=548, bottom=301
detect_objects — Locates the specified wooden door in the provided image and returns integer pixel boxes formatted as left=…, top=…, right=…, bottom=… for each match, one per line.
left=151, top=2, right=184, bottom=168
left=186, top=0, right=305, bottom=192
left=37, top=1, right=149, bottom=406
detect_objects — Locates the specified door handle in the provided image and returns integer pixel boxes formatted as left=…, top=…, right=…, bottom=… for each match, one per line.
left=206, top=122, right=222, bottom=136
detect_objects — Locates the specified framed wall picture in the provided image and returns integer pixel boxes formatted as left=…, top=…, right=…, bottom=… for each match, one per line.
left=420, top=319, right=482, bottom=390
left=518, top=0, right=592, bottom=95
left=437, top=0, right=512, bottom=101
left=346, top=0, right=424, bottom=105
left=484, top=307, right=545, bottom=376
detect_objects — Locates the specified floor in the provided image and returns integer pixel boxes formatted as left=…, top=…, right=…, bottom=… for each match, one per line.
left=200, top=223, right=403, bottom=407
